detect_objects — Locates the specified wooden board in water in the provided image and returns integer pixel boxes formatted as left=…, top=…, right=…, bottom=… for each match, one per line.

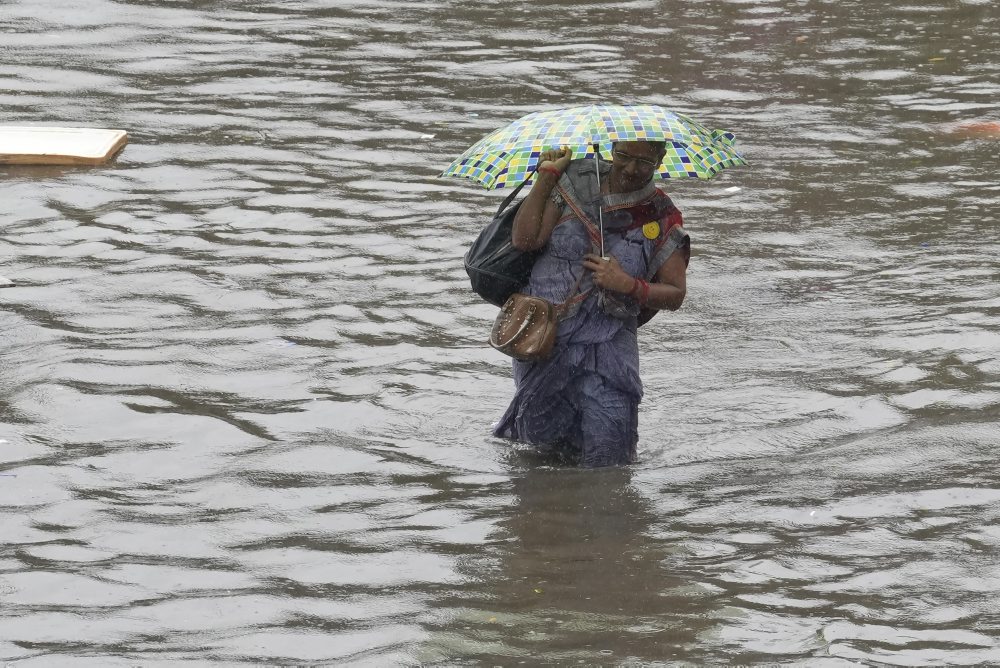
left=0, top=126, right=128, bottom=165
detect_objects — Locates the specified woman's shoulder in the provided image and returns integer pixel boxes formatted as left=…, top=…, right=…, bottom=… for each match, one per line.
left=564, top=157, right=609, bottom=177
left=652, top=187, right=679, bottom=209
left=557, top=159, right=601, bottom=205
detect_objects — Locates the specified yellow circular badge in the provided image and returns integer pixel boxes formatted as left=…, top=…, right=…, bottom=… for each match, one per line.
left=642, top=221, right=660, bottom=240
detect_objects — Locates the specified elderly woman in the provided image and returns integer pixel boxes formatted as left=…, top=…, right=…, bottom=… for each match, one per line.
left=492, top=142, right=690, bottom=467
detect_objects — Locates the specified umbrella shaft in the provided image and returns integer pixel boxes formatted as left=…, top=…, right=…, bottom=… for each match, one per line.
left=593, top=143, right=605, bottom=257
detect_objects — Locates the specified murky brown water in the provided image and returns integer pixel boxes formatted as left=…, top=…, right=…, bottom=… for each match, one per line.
left=2, top=0, right=999, bottom=665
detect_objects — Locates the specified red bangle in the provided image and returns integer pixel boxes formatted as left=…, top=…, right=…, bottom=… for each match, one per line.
left=636, top=279, right=650, bottom=306
left=537, top=165, right=562, bottom=178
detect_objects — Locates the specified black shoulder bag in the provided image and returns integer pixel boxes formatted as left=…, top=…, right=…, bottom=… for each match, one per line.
left=463, top=172, right=541, bottom=307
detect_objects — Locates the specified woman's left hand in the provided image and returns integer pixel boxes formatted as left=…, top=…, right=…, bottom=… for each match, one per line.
left=582, top=253, right=632, bottom=294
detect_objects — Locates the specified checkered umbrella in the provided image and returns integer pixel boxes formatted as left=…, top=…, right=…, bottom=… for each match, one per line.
left=440, top=104, right=747, bottom=189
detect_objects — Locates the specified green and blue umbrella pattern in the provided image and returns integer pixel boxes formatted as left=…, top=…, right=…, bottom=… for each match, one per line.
left=441, top=104, right=747, bottom=189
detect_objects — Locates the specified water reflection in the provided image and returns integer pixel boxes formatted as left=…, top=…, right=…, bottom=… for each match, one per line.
left=426, top=465, right=713, bottom=664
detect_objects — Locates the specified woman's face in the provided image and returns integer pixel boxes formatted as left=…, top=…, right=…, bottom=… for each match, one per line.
left=609, top=141, right=664, bottom=192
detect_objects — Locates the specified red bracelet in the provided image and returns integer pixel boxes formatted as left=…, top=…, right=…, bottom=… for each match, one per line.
left=537, top=165, right=562, bottom=178
left=633, top=279, right=650, bottom=306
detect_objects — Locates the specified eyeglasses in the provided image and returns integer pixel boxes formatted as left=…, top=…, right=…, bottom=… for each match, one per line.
left=613, top=150, right=661, bottom=170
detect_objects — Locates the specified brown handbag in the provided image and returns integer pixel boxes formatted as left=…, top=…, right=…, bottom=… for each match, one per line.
left=489, top=293, right=557, bottom=361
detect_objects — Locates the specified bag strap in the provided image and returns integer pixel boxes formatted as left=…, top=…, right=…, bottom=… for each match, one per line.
left=556, top=182, right=603, bottom=249
left=553, top=269, right=588, bottom=319
left=546, top=182, right=601, bottom=317
left=494, top=167, right=537, bottom=217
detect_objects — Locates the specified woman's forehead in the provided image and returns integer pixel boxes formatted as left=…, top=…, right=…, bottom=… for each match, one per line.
left=615, top=140, right=662, bottom=156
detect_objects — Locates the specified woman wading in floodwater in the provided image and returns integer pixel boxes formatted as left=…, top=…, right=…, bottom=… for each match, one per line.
left=492, top=142, right=690, bottom=467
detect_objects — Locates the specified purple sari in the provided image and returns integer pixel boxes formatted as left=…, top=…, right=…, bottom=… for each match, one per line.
left=493, top=158, right=690, bottom=467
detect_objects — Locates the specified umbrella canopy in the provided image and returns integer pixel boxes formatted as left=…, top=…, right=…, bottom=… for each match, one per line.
left=440, top=104, right=747, bottom=189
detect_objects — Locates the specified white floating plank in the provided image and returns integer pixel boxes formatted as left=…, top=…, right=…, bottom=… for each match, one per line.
left=0, top=126, right=127, bottom=165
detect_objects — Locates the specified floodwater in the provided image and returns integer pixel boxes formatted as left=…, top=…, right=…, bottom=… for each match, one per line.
left=1, top=0, right=999, bottom=665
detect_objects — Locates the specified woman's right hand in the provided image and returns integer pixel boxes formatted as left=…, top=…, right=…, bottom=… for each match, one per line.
left=537, top=146, right=572, bottom=174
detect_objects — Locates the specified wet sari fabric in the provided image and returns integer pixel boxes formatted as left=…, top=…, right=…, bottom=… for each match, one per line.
left=493, top=158, right=689, bottom=466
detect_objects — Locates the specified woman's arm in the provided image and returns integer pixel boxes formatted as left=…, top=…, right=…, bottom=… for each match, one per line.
left=646, top=250, right=686, bottom=311
left=511, top=147, right=572, bottom=251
